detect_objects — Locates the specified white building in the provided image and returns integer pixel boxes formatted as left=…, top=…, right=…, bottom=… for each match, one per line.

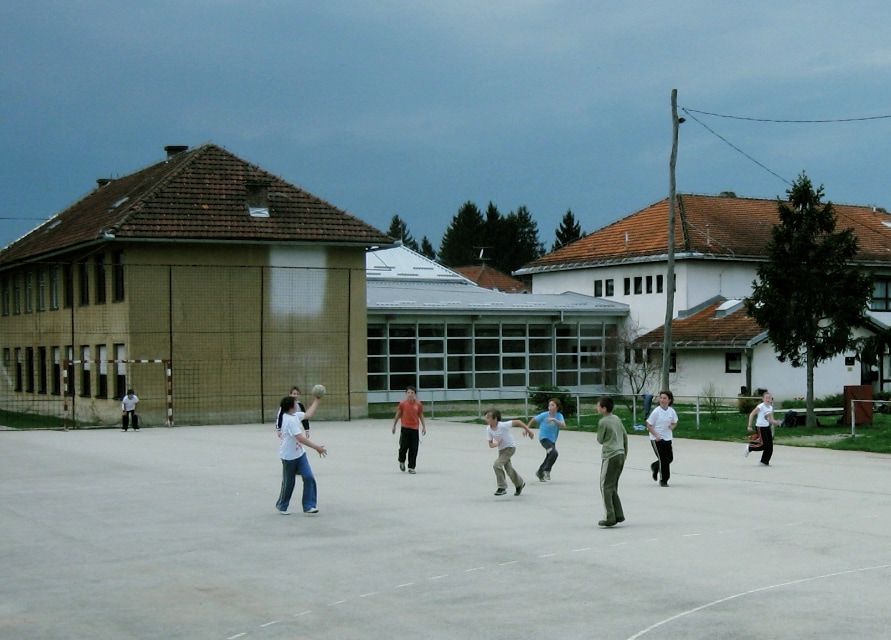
left=516, top=193, right=891, bottom=401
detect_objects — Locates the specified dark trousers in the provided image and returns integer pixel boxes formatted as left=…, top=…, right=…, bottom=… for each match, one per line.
left=398, top=427, right=420, bottom=469
left=538, top=438, right=558, bottom=473
left=650, top=439, right=673, bottom=482
left=122, top=411, right=139, bottom=430
left=600, top=453, right=625, bottom=523
left=748, top=426, right=774, bottom=464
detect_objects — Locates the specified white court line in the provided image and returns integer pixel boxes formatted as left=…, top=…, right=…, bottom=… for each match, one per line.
left=498, top=560, right=519, bottom=566
left=681, top=533, right=700, bottom=538
left=465, top=566, right=485, bottom=572
left=395, top=582, right=415, bottom=588
left=429, top=574, right=447, bottom=580
left=259, top=620, right=279, bottom=628
left=226, top=634, right=246, bottom=639
left=626, top=564, right=891, bottom=640
left=572, top=547, right=592, bottom=552
left=328, top=600, right=346, bottom=606
left=292, top=611, right=311, bottom=617
left=538, top=553, right=557, bottom=558
left=359, top=592, right=378, bottom=598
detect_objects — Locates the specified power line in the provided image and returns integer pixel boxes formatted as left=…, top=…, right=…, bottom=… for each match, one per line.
left=680, top=110, right=791, bottom=186
left=681, top=107, right=891, bottom=124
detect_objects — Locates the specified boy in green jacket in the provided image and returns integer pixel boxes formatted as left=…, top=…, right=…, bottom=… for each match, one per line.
left=596, top=396, right=627, bottom=527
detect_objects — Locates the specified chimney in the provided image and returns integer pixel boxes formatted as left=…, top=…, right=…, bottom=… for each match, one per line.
left=164, top=145, right=189, bottom=159
left=96, top=178, right=112, bottom=188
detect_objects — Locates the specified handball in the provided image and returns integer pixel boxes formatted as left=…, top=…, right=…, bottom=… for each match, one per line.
left=311, top=384, right=326, bottom=398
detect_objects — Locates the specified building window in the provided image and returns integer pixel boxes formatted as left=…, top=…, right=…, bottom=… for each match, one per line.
left=1, top=276, right=9, bottom=316
left=37, top=346, right=47, bottom=394
left=646, top=275, right=653, bottom=294
left=115, top=344, right=127, bottom=399
left=94, top=254, right=106, bottom=305
left=36, top=268, right=46, bottom=311
left=78, top=259, right=90, bottom=306
left=112, top=251, right=125, bottom=302
left=656, top=274, right=664, bottom=294
left=25, top=347, right=35, bottom=392
left=80, top=346, right=91, bottom=397
left=52, top=347, right=61, bottom=395
left=605, top=279, right=614, bottom=296
left=49, top=266, right=60, bottom=310
left=65, top=346, right=75, bottom=396
left=14, top=348, right=23, bottom=391
left=63, top=264, right=74, bottom=308
left=725, top=352, right=742, bottom=373
left=633, top=276, right=643, bottom=295
left=623, top=278, right=631, bottom=296
left=96, top=344, right=108, bottom=398
left=668, top=351, right=677, bottom=373
left=13, top=274, right=21, bottom=314
left=245, top=181, right=270, bottom=217
left=594, top=280, right=602, bottom=297
left=871, top=277, right=891, bottom=311
left=24, top=271, right=34, bottom=313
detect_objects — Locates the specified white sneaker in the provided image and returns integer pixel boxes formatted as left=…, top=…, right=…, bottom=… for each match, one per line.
left=744, top=444, right=750, bottom=457
left=278, top=509, right=290, bottom=515
left=304, top=507, right=319, bottom=515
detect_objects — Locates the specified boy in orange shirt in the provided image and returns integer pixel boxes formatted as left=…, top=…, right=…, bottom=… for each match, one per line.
left=391, top=386, right=427, bottom=473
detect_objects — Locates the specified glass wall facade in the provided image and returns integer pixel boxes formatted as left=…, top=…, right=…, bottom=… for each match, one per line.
left=368, top=318, right=619, bottom=398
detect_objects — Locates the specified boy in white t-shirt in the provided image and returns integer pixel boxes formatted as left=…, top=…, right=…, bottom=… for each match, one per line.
left=484, top=408, right=534, bottom=496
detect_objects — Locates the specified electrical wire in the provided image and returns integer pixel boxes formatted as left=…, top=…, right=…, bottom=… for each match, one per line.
left=681, top=108, right=891, bottom=123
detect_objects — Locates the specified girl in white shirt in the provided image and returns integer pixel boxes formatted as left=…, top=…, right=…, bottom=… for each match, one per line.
left=646, top=390, right=679, bottom=486
left=746, top=390, right=780, bottom=465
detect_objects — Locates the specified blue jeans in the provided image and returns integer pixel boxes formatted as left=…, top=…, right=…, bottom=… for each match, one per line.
left=538, top=438, right=558, bottom=473
left=276, top=454, right=317, bottom=512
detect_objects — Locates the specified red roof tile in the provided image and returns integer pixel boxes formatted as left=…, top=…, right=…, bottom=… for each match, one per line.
left=519, top=193, right=891, bottom=272
left=0, top=144, right=393, bottom=264
left=636, top=299, right=764, bottom=348
left=452, top=264, right=531, bottom=293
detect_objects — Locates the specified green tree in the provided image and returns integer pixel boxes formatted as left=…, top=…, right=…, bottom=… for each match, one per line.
left=387, top=214, right=418, bottom=251
left=419, top=236, right=436, bottom=260
left=552, top=209, right=584, bottom=251
left=439, top=201, right=485, bottom=267
left=746, top=174, right=873, bottom=427
left=501, top=205, right=545, bottom=274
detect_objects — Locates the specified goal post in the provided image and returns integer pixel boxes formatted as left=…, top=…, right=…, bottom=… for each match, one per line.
left=61, top=358, right=173, bottom=429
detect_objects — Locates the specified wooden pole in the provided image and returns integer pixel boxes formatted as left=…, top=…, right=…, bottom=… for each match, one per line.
left=662, top=89, right=680, bottom=389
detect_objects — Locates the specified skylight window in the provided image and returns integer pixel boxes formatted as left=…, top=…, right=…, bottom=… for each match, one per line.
left=245, top=181, right=270, bottom=218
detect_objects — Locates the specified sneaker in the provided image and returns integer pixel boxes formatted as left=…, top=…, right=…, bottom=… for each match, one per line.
left=651, top=462, right=658, bottom=482
left=304, top=507, right=319, bottom=515
left=544, top=471, right=551, bottom=481
left=278, top=509, right=290, bottom=515
left=514, top=482, right=525, bottom=496
left=399, top=462, right=406, bottom=472
left=744, top=444, right=750, bottom=457
left=408, top=468, right=416, bottom=474
left=660, top=480, right=669, bottom=487
left=760, top=461, right=770, bottom=466
left=535, top=470, right=545, bottom=482
left=134, top=428, right=140, bottom=432
left=494, top=488, right=507, bottom=496
left=121, top=428, right=127, bottom=432
left=616, top=516, right=625, bottom=523
left=598, top=520, right=617, bottom=527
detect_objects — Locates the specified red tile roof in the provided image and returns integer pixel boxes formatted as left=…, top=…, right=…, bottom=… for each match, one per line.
left=519, top=193, right=891, bottom=272
left=452, top=264, right=531, bottom=293
left=0, top=144, right=393, bottom=264
left=636, top=299, right=764, bottom=348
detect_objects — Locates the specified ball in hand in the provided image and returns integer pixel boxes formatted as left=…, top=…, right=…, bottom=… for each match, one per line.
left=311, top=384, right=326, bottom=398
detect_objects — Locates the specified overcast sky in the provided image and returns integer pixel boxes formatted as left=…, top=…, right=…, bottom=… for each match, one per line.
left=3, top=2, right=891, bottom=252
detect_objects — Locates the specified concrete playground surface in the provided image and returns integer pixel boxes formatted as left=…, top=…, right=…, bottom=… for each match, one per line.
left=2, top=419, right=891, bottom=640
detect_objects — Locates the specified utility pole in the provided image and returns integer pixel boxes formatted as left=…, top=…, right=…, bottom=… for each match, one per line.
left=662, top=89, right=680, bottom=389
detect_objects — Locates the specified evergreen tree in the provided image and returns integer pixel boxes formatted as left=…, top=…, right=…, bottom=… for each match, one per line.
left=419, top=236, right=436, bottom=260
left=438, top=201, right=485, bottom=267
left=552, top=209, right=584, bottom=251
left=386, top=214, right=418, bottom=251
left=746, top=174, right=872, bottom=427
left=500, top=205, right=545, bottom=274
